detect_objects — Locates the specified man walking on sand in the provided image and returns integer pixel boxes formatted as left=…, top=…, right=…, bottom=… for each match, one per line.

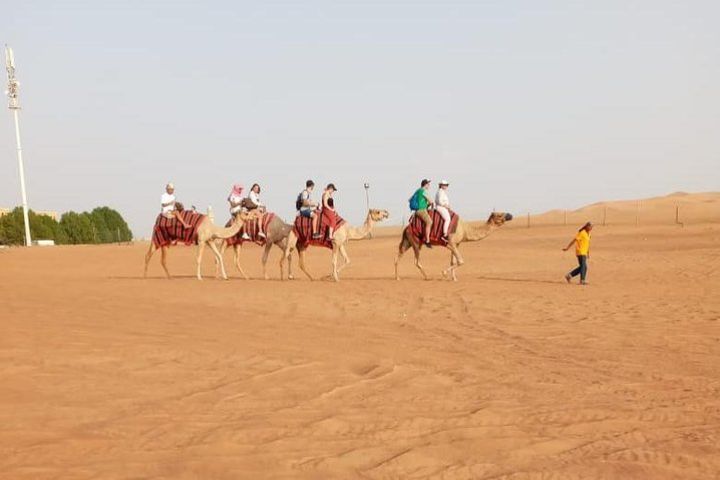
left=563, top=221, right=593, bottom=285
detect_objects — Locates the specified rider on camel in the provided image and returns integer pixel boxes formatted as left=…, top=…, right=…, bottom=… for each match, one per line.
left=161, top=183, right=191, bottom=229
left=244, top=183, right=267, bottom=239
left=435, top=180, right=451, bottom=243
left=297, top=180, right=321, bottom=239
left=410, top=179, right=435, bottom=248
left=321, top=183, right=338, bottom=240
left=227, top=184, right=250, bottom=240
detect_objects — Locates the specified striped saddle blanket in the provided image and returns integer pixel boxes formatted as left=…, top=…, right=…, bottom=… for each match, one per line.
left=152, top=211, right=205, bottom=248
left=226, top=213, right=276, bottom=246
left=409, top=209, right=459, bottom=245
left=293, top=212, right=345, bottom=249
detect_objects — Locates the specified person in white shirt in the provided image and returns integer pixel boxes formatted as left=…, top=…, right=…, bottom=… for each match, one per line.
left=435, top=180, right=451, bottom=241
left=297, top=180, right=321, bottom=239
left=227, top=184, right=250, bottom=239
left=244, top=183, right=267, bottom=239
left=161, top=183, right=190, bottom=228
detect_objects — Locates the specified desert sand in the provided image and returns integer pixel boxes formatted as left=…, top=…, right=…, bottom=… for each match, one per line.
left=1, top=194, right=719, bottom=479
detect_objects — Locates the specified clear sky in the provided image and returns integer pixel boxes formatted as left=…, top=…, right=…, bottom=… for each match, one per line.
left=2, top=1, right=718, bottom=236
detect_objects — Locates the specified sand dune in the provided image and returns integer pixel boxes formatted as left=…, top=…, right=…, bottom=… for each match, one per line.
left=1, top=209, right=719, bottom=478
left=514, top=191, right=720, bottom=228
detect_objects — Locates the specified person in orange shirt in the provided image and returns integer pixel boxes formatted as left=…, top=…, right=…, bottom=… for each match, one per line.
left=563, top=222, right=592, bottom=285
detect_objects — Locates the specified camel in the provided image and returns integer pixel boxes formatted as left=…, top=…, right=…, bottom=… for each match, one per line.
left=394, top=211, right=513, bottom=281
left=281, top=208, right=390, bottom=281
left=144, top=210, right=256, bottom=280
left=217, top=215, right=295, bottom=280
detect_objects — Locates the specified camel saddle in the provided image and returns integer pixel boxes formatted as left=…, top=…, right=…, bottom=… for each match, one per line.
left=152, top=211, right=205, bottom=248
left=225, top=213, right=276, bottom=246
left=293, top=212, right=345, bottom=249
left=409, top=209, right=459, bottom=245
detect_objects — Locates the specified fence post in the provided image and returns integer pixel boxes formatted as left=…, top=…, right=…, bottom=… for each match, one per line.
left=527, top=212, right=530, bottom=228
left=676, top=205, right=680, bottom=225
left=603, top=206, right=607, bottom=226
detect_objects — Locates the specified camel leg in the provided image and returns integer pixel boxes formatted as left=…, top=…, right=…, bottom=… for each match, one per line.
left=331, top=243, right=340, bottom=282
left=281, top=234, right=299, bottom=281
left=442, top=249, right=455, bottom=279
left=144, top=243, right=156, bottom=278
left=196, top=241, right=207, bottom=280
left=412, top=241, right=429, bottom=280
left=336, top=243, right=351, bottom=274
left=233, top=244, right=249, bottom=280
left=297, top=249, right=314, bottom=281
left=280, top=236, right=293, bottom=280
left=215, top=241, right=226, bottom=279
left=442, top=243, right=464, bottom=281
left=394, top=233, right=412, bottom=280
left=287, top=250, right=294, bottom=280
left=262, top=243, right=273, bottom=280
left=160, top=246, right=171, bottom=279
left=281, top=240, right=295, bottom=280
left=206, top=240, right=228, bottom=280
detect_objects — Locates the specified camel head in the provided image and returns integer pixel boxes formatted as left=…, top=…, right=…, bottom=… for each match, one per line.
left=486, top=211, right=513, bottom=227
left=368, top=209, right=390, bottom=222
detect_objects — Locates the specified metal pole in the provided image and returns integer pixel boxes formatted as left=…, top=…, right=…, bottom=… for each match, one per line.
left=6, top=45, right=32, bottom=246
left=13, top=109, right=32, bottom=246
left=364, top=183, right=372, bottom=238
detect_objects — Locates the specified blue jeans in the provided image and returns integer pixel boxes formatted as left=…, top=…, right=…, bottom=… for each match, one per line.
left=569, top=255, right=588, bottom=282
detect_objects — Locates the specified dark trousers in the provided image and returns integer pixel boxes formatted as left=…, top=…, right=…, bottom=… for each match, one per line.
left=569, top=255, right=588, bottom=281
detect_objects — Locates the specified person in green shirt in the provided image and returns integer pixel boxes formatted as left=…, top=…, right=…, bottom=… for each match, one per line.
left=412, top=179, right=435, bottom=248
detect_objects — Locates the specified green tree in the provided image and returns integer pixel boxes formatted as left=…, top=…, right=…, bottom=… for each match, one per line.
left=2, top=206, right=133, bottom=245
left=0, top=208, right=70, bottom=245
left=60, top=211, right=95, bottom=244
left=92, top=207, right=132, bottom=242
left=0, top=208, right=25, bottom=245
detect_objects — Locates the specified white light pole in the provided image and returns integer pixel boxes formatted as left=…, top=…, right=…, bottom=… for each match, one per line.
left=5, top=45, right=31, bottom=246
left=363, top=182, right=372, bottom=238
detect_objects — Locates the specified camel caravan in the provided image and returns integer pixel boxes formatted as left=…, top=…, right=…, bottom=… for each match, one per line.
left=143, top=179, right=512, bottom=282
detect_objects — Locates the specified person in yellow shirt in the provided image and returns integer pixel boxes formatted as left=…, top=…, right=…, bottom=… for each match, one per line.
left=563, top=222, right=593, bottom=285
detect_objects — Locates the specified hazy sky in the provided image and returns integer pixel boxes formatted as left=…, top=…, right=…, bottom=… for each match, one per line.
left=2, top=1, right=718, bottom=236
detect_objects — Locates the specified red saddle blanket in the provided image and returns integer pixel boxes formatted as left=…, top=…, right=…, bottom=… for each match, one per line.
left=225, top=213, right=276, bottom=246
left=409, top=209, right=459, bottom=245
left=293, top=212, right=346, bottom=249
left=152, top=211, right=205, bottom=248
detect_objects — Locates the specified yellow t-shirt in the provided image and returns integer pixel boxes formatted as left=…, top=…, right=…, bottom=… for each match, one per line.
left=575, top=230, right=590, bottom=256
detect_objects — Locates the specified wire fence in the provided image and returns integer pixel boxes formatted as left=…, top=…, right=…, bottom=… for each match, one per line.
left=508, top=202, right=719, bottom=229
